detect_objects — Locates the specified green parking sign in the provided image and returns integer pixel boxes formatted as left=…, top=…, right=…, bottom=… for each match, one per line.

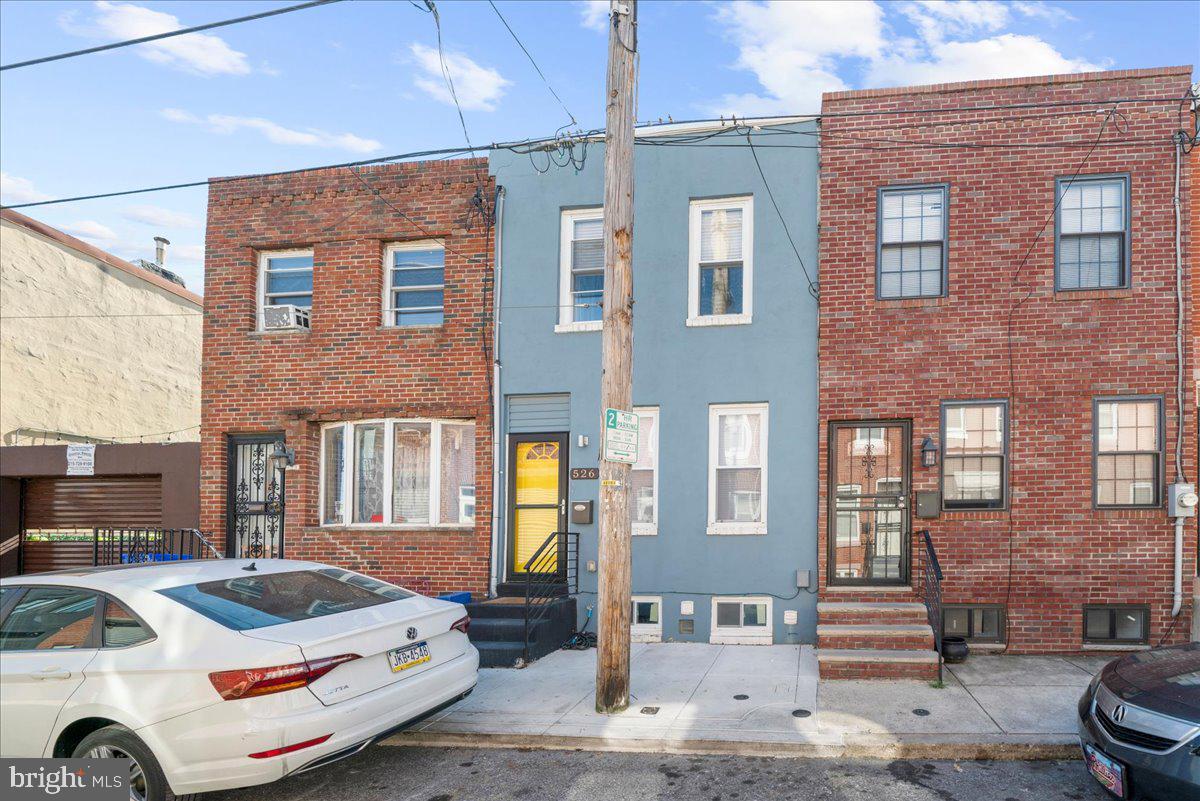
left=603, top=408, right=639, bottom=464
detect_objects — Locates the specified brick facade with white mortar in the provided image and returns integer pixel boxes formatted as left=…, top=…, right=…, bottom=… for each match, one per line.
left=201, top=159, right=495, bottom=597
left=818, top=67, right=1195, bottom=654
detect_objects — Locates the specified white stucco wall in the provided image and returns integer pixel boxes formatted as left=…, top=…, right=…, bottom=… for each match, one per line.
left=0, top=218, right=201, bottom=445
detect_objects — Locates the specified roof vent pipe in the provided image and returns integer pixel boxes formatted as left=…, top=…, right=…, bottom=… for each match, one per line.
left=154, top=236, right=170, bottom=266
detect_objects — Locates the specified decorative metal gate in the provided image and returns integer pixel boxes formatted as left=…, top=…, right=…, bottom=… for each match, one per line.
left=828, top=421, right=911, bottom=585
left=226, top=434, right=285, bottom=559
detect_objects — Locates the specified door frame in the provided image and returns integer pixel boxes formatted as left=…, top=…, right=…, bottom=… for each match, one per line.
left=826, top=419, right=912, bottom=587
left=505, top=432, right=569, bottom=583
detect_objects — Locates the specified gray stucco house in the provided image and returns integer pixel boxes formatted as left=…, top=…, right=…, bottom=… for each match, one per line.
left=486, top=119, right=819, bottom=645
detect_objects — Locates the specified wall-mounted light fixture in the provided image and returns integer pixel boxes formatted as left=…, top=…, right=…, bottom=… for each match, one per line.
left=920, top=436, right=939, bottom=468
left=268, top=441, right=296, bottom=472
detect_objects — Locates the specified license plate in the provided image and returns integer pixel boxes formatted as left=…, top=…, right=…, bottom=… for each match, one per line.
left=387, top=641, right=431, bottom=673
left=1084, top=743, right=1126, bottom=798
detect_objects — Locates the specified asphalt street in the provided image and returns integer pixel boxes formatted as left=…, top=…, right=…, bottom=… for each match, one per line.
left=202, top=745, right=1110, bottom=801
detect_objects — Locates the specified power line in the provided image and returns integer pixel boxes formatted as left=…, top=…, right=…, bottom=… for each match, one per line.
left=744, top=131, right=818, bottom=299
left=0, top=0, right=345, bottom=72
left=424, top=2, right=474, bottom=151
left=487, top=0, right=578, bottom=130
left=0, top=312, right=202, bottom=320
left=2, top=100, right=1179, bottom=212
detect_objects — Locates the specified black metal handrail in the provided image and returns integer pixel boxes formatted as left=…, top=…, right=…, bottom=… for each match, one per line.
left=522, top=531, right=579, bottom=662
left=916, top=529, right=944, bottom=682
left=93, top=528, right=221, bottom=566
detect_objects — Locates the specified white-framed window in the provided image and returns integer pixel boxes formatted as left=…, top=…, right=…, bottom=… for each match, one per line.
left=258, top=249, right=314, bottom=325
left=630, top=406, right=659, bottom=535
left=557, top=207, right=604, bottom=332
left=320, top=419, right=476, bottom=528
left=710, top=596, right=772, bottom=644
left=688, top=196, right=753, bottom=326
left=708, top=403, right=767, bottom=535
left=630, top=596, right=662, bottom=642
left=384, top=241, right=445, bottom=327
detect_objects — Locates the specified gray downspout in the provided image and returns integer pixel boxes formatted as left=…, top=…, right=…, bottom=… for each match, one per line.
left=489, top=185, right=506, bottom=598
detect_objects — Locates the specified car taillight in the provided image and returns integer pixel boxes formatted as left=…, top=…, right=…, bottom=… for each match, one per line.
left=209, top=654, right=361, bottom=701
left=451, top=615, right=470, bottom=634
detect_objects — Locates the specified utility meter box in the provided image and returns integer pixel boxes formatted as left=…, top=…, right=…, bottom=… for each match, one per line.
left=570, top=500, right=594, bottom=525
left=1169, top=483, right=1198, bottom=517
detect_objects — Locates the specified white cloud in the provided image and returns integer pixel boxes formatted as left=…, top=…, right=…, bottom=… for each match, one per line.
left=409, top=43, right=511, bottom=112
left=710, top=1, right=1101, bottom=115
left=579, top=0, right=609, bottom=32
left=60, top=1, right=250, bottom=76
left=711, top=0, right=886, bottom=115
left=122, top=205, right=199, bottom=229
left=170, top=243, right=206, bottom=263
left=63, top=220, right=119, bottom=245
left=161, top=108, right=382, bottom=154
left=865, top=32, right=1102, bottom=88
left=0, top=172, right=52, bottom=205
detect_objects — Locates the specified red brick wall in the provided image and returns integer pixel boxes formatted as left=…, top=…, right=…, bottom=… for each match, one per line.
left=201, top=159, right=494, bottom=596
left=818, top=67, right=1196, bottom=651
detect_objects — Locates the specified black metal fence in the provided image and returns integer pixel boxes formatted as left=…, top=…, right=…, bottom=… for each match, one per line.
left=916, top=529, right=944, bottom=683
left=93, top=528, right=221, bottom=566
left=522, top=531, right=579, bottom=661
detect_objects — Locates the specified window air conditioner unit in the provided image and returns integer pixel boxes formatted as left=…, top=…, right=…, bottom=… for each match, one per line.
left=262, top=305, right=310, bottom=331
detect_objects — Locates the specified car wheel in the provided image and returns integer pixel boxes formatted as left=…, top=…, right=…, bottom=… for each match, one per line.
left=71, top=725, right=185, bottom=801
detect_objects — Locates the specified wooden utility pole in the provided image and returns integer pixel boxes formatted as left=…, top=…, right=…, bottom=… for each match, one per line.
left=595, top=0, right=637, bottom=714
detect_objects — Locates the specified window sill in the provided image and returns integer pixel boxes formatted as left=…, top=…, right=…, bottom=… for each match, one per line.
left=709, top=632, right=772, bottom=645
left=686, top=313, right=751, bottom=327
left=1055, top=288, right=1133, bottom=301
left=311, top=524, right=476, bottom=532
left=1081, top=643, right=1150, bottom=652
left=631, top=631, right=662, bottom=643
left=378, top=324, right=444, bottom=332
left=875, top=295, right=946, bottom=308
left=632, top=527, right=657, bottom=537
left=707, top=523, right=766, bottom=536
left=250, top=328, right=310, bottom=337
left=554, top=321, right=602, bottom=334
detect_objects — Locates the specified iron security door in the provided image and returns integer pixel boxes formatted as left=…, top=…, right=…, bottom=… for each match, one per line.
left=226, top=434, right=285, bottom=559
left=828, top=421, right=911, bottom=585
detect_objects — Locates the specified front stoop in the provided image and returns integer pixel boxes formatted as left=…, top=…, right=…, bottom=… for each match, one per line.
left=817, top=600, right=941, bottom=679
left=817, top=649, right=941, bottom=680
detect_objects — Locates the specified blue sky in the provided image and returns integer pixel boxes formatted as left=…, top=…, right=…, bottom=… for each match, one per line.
left=1, top=0, right=1196, bottom=292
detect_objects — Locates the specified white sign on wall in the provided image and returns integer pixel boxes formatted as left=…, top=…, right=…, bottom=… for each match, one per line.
left=602, top=408, right=639, bottom=465
left=66, top=443, right=96, bottom=476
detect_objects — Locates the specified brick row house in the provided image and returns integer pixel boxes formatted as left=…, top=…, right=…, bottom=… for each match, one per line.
left=816, top=66, right=1196, bottom=677
left=199, top=66, right=1195, bottom=675
left=200, top=160, right=495, bottom=598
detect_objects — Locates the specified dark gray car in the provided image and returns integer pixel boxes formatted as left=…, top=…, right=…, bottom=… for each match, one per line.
left=1078, top=642, right=1200, bottom=800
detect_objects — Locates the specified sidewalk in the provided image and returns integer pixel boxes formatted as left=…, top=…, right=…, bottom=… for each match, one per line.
left=384, top=644, right=1111, bottom=759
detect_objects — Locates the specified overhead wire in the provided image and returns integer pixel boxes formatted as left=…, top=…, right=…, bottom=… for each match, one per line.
left=0, top=0, right=344, bottom=71
left=744, top=130, right=818, bottom=299
left=487, top=0, right=578, bottom=131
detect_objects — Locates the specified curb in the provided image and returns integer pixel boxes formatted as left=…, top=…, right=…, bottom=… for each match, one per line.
left=381, top=730, right=1081, bottom=761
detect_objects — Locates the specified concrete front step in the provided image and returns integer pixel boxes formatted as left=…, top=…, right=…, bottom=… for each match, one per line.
left=817, top=623, right=935, bottom=651
left=817, top=648, right=941, bottom=680
left=817, top=601, right=929, bottom=625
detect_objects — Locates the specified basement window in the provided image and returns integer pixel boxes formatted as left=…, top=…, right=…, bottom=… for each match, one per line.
left=942, top=605, right=1004, bottom=644
left=630, top=596, right=662, bottom=642
left=1083, top=606, right=1149, bottom=645
left=710, top=596, right=772, bottom=644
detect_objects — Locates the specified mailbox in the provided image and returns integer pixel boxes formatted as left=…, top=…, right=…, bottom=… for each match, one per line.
left=571, top=500, right=594, bottom=525
left=915, top=490, right=941, bottom=519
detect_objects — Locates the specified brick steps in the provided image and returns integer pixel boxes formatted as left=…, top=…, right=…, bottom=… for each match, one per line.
left=817, top=599, right=940, bottom=680
left=817, top=623, right=934, bottom=651
left=817, top=649, right=941, bottom=680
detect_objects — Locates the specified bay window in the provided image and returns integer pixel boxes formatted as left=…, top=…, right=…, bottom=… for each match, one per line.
left=321, top=419, right=476, bottom=527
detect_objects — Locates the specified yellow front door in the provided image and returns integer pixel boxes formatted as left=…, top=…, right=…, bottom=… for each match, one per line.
left=511, top=438, right=564, bottom=575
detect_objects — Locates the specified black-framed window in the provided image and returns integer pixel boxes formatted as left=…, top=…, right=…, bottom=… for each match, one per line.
left=1083, top=605, right=1149, bottom=644
left=1094, top=397, right=1162, bottom=508
left=943, top=605, right=1005, bottom=643
left=1055, top=175, right=1130, bottom=291
left=941, top=400, right=1007, bottom=509
left=877, top=184, right=948, bottom=299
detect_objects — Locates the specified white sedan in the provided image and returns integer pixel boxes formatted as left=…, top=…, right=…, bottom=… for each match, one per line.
left=0, top=559, right=478, bottom=800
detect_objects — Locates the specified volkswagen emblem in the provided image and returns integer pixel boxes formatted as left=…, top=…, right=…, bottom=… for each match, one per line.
left=1111, top=705, right=1127, bottom=723
left=406, top=626, right=419, bottom=640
